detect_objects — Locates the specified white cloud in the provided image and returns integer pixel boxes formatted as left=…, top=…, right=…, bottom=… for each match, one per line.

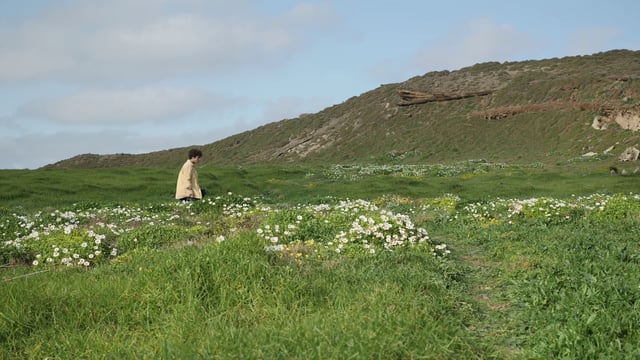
left=19, top=86, right=239, bottom=124
left=0, top=0, right=337, bottom=83
left=414, top=18, right=542, bottom=71
left=0, top=47, right=74, bottom=82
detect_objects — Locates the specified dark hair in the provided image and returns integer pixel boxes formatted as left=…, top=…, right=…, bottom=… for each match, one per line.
left=188, top=148, right=203, bottom=159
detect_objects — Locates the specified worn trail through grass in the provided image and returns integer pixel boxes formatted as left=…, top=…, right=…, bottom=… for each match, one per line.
left=442, top=230, right=526, bottom=358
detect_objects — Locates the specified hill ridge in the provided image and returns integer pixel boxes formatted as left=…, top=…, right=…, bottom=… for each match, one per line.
left=45, top=49, right=640, bottom=169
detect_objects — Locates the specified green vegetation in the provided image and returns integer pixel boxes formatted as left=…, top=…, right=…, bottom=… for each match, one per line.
left=4, top=158, right=640, bottom=212
left=2, top=162, right=640, bottom=359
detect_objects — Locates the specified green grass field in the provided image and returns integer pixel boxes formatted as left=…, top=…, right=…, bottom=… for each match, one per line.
left=2, top=161, right=640, bottom=359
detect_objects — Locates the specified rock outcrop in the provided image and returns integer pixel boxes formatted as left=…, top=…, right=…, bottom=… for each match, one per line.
left=593, top=110, right=640, bottom=131
left=619, top=146, right=640, bottom=161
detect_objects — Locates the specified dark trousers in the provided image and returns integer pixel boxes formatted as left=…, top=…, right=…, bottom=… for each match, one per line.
left=179, top=189, right=206, bottom=202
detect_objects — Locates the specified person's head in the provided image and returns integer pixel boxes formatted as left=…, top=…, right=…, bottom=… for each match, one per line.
left=188, top=148, right=203, bottom=163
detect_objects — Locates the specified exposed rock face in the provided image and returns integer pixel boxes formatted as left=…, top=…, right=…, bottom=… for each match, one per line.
left=592, top=115, right=609, bottom=130
left=619, top=146, right=640, bottom=161
left=593, top=110, right=640, bottom=131
left=614, top=111, right=640, bottom=131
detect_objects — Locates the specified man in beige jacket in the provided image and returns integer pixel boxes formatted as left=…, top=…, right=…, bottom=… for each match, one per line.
left=175, top=148, right=203, bottom=201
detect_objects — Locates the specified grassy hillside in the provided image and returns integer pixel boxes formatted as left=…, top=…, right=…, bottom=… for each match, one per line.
left=45, top=50, right=640, bottom=169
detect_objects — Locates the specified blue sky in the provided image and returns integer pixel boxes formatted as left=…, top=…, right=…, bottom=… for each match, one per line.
left=1, top=0, right=639, bottom=169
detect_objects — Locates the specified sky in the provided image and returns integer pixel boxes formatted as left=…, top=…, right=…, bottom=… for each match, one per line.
left=1, top=0, right=639, bottom=169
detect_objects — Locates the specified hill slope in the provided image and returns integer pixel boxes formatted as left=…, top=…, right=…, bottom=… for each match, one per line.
left=46, top=49, right=640, bottom=169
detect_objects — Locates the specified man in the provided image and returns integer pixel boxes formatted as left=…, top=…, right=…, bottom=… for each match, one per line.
left=175, top=148, right=204, bottom=201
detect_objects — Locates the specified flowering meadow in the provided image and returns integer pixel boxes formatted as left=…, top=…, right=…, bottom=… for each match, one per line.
left=324, top=160, right=544, bottom=180
left=452, top=192, right=640, bottom=225
left=5, top=191, right=638, bottom=271
left=1, top=193, right=449, bottom=268
left=3, top=164, right=640, bottom=359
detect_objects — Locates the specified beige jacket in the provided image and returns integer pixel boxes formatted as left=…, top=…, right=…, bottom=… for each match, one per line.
left=175, top=160, right=202, bottom=199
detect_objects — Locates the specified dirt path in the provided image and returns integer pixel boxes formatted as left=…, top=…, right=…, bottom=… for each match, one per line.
left=458, top=244, right=524, bottom=359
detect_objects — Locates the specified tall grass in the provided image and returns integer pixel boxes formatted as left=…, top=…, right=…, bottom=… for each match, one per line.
left=3, top=233, right=485, bottom=359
